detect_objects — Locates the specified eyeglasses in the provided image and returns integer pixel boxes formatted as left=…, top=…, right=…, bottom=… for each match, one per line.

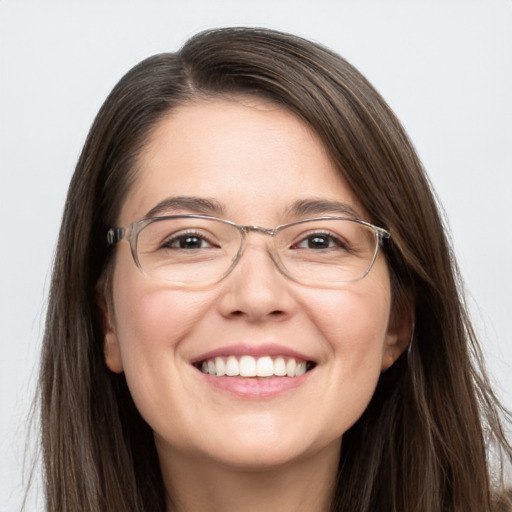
left=107, top=215, right=390, bottom=288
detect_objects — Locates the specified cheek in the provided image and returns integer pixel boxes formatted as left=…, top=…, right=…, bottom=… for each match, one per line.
left=109, top=251, right=212, bottom=380
left=113, top=284, right=209, bottom=358
left=305, top=275, right=391, bottom=357
left=298, top=270, right=392, bottom=429
left=110, top=274, right=217, bottom=432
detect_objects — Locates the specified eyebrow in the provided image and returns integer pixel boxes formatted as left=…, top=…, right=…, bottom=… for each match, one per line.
left=285, top=199, right=360, bottom=219
left=144, top=196, right=360, bottom=221
left=144, top=196, right=225, bottom=218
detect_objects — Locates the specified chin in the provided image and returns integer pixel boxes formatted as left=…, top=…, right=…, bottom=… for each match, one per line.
left=203, top=447, right=313, bottom=472
left=192, top=425, right=339, bottom=472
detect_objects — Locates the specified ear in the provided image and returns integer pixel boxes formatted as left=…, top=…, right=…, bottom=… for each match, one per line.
left=381, top=299, right=414, bottom=371
left=96, top=278, right=124, bottom=374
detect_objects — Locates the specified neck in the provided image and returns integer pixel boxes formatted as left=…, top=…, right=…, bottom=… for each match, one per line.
left=158, top=440, right=340, bottom=512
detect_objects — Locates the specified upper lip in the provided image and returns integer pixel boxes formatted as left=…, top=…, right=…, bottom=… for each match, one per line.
left=191, top=342, right=316, bottom=364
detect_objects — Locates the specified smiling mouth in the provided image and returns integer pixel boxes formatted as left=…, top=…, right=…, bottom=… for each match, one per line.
left=194, top=355, right=316, bottom=378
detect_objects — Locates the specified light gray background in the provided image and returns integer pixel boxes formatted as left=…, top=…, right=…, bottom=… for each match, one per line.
left=1, top=1, right=511, bottom=509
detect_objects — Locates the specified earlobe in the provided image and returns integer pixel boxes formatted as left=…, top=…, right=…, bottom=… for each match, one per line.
left=381, top=302, right=414, bottom=372
left=104, top=331, right=124, bottom=374
left=96, top=278, right=124, bottom=374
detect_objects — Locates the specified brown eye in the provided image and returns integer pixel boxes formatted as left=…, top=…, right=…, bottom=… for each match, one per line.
left=294, top=232, right=344, bottom=250
left=162, top=232, right=215, bottom=250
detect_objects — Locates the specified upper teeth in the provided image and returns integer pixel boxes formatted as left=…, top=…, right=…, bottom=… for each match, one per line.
left=200, top=356, right=308, bottom=377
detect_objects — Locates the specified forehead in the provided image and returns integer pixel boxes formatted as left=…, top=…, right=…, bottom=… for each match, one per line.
left=119, top=97, right=365, bottom=225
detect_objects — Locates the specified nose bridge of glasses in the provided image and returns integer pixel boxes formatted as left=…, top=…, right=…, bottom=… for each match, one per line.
left=241, top=225, right=277, bottom=237
left=238, top=225, right=282, bottom=258
left=234, top=225, right=285, bottom=274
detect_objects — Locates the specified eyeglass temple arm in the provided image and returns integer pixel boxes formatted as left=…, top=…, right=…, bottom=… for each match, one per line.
left=107, top=227, right=126, bottom=246
left=377, top=227, right=391, bottom=243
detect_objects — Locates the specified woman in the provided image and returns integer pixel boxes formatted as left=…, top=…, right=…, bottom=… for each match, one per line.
left=39, top=27, right=511, bottom=511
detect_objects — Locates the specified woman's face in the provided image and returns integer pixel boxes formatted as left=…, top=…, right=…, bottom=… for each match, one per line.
left=103, top=97, right=407, bottom=471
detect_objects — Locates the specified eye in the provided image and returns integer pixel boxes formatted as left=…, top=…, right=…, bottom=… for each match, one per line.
left=162, top=231, right=217, bottom=250
left=294, top=232, right=345, bottom=250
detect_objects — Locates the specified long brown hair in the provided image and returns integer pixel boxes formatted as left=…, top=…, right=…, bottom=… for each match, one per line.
left=39, top=27, right=511, bottom=511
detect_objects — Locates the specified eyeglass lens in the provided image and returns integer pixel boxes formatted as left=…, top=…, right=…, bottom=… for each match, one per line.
left=134, top=217, right=380, bottom=287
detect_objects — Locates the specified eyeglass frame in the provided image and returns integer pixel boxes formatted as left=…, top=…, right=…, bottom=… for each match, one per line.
left=106, top=214, right=391, bottom=287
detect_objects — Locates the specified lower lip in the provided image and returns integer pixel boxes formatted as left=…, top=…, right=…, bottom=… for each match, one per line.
left=198, top=370, right=313, bottom=399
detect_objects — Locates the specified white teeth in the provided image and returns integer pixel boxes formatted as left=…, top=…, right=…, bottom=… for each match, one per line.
left=226, top=356, right=239, bottom=376
left=256, top=356, right=274, bottom=377
left=198, top=356, right=312, bottom=378
left=286, top=358, right=296, bottom=377
left=274, top=357, right=287, bottom=376
left=239, top=355, right=256, bottom=377
left=295, top=361, right=307, bottom=376
left=215, top=357, right=226, bottom=377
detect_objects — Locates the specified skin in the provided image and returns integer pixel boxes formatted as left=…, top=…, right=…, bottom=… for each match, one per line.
left=101, top=97, right=409, bottom=512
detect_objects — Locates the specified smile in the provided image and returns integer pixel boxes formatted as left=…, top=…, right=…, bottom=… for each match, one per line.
left=196, top=355, right=316, bottom=378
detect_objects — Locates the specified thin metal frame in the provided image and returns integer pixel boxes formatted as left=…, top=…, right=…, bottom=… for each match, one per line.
left=107, top=215, right=391, bottom=287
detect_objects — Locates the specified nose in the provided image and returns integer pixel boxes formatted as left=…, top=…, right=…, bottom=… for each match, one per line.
left=216, top=239, right=296, bottom=322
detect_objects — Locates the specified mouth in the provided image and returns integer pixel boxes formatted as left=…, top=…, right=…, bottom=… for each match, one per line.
left=193, top=355, right=316, bottom=378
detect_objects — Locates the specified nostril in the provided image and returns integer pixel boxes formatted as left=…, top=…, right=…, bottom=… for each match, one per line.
left=229, top=309, right=285, bottom=319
